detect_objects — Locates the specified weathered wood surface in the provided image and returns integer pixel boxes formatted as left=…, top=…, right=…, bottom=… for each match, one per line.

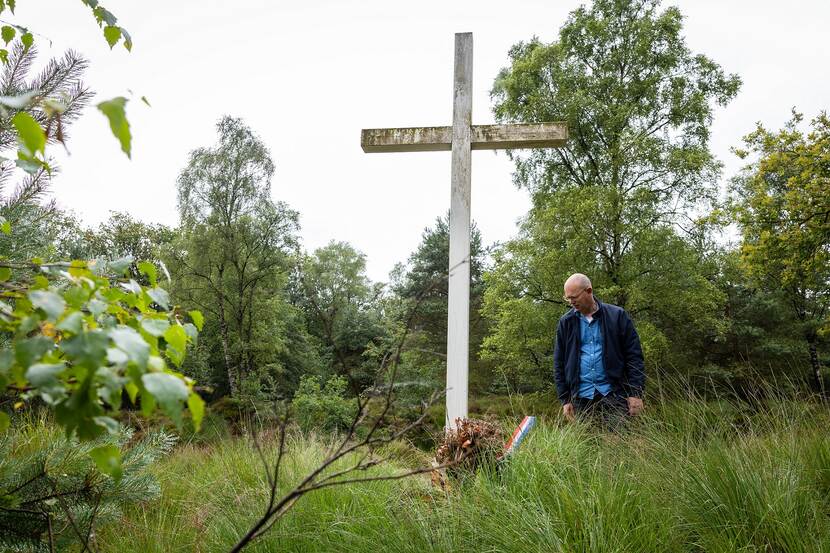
left=471, top=123, right=568, bottom=150
left=361, top=122, right=567, bottom=152
left=361, top=126, right=452, bottom=152
left=446, top=32, right=473, bottom=429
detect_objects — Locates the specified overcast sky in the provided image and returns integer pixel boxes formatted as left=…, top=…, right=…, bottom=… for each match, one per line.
left=11, top=0, right=830, bottom=282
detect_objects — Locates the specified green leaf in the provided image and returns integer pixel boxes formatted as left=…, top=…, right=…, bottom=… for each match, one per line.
left=148, top=355, right=165, bottom=371
left=106, top=346, right=128, bottom=366
left=55, top=375, right=107, bottom=440
left=60, top=331, right=108, bottom=368
left=0, top=411, right=8, bottom=433
left=140, top=388, right=155, bottom=416
left=0, top=349, right=12, bottom=374
left=0, top=350, right=9, bottom=389
left=0, top=49, right=7, bottom=65
left=15, top=336, right=53, bottom=369
left=188, top=392, right=205, bottom=431
left=141, top=317, right=169, bottom=337
left=1, top=25, right=14, bottom=45
left=18, top=314, right=40, bottom=336
left=103, top=25, right=120, bottom=49
left=26, top=362, right=64, bottom=386
left=92, top=415, right=120, bottom=434
left=63, top=286, right=90, bottom=309
left=125, top=381, right=138, bottom=404
left=108, top=255, right=133, bottom=275
left=15, top=154, right=46, bottom=174
left=56, top=311, right=84, bottom=334
left=163, top=324, right=187, bottom=367
left=12, top=112, right=45, bottom=155
left=28, top=290, right=66, bottom=321
left=20, top=32, right=31, bottom=51
left=25, top=362, right=65, bottom=403
left=120, top=279, right=141, bottom=295
left=97, top=97, right=131, bottom=158
left=137, top=261, right=157, bottom=286
left=183, top=323, right=198, bottom=344
left=121, top=27, right=132, bottom=51
left=163, top=325, right=187, bottom=352
left=165, top=347, right=184, bottom=368
left=89, top=444, right=122, bottom=480
left=1, top=219, right=10, bottom=235
left=87, top=298, right=107, bottom=317
left=93, top=6, right=117, bottom=26
left=142, top=372, right=188, bottom=425
left=188, top=310, right=204, bottom=331
left=0, top=267, right=9, bottom=281
left=67, top=260, right=89, bottom=278
left=109, top=326, right=149, bottom=369
left=147, top=287, right=169, bottom=310
left=96, top=367, right=127, bottom=408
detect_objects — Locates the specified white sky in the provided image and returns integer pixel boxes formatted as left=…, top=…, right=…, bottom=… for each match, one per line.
left=10, top=0, right=830, bottom=282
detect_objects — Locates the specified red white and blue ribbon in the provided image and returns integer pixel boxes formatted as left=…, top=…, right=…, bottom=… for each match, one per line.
left=503, top=415, right=536, bottom=457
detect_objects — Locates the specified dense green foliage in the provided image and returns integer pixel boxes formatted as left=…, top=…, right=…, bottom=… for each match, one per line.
left=0, top=30, right=203, bottom=453
left=291, top=374, right=356, bottom=433
left=171, top=116, right=304, bottom=399
left=732, top=111, right=830, bottom=389
left=293, top=241, right=386, bottom=392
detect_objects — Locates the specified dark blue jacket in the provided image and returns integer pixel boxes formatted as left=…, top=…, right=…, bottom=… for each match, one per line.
left=553, top=298, right=645, bottom=404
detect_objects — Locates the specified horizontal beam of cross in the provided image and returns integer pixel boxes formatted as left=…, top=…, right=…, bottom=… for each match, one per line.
left=360, top=122, right=568, bottom=153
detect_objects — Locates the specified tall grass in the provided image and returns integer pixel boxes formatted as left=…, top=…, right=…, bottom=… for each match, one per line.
left=95, top=385, right=830, bottom=553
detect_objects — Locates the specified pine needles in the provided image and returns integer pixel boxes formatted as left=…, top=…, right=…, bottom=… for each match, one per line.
left=0, top=413, right=177, bottom=552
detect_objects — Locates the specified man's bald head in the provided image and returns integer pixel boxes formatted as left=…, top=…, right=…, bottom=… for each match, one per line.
left=564, top=273, right=592, bottom=290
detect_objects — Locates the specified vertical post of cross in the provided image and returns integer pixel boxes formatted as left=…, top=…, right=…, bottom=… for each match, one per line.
left=446, top=32, right=473, bottom=429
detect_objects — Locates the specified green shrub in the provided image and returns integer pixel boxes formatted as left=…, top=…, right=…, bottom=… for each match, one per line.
left=0, top=413, right=176, bottom=552
left=291, top=375, right=356, bottom=433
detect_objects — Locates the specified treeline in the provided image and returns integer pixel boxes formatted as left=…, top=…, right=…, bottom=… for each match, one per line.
left=3, top=0, right=828, bottom=410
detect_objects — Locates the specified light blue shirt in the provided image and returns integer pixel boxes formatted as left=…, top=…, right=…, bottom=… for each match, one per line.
left=577, top=312, right=611, bottom=399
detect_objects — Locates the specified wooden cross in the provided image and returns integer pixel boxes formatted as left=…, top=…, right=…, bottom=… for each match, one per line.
left=361, top=33, right=567, bottom=429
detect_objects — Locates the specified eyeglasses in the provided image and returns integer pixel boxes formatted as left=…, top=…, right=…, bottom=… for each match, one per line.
left=563, top=288, right=588, bottom=302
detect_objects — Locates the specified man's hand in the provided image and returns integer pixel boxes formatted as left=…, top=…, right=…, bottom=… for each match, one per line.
left=563, top=402, right=575, bottom=421
left=626, top=396, right=644, bottom=416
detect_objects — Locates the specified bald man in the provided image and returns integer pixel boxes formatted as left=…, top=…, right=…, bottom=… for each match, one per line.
left=553, top=274, right=645, bottom=428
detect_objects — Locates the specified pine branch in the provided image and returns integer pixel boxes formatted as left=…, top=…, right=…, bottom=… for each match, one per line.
left=31, top=49, right=89, bottom=98
left=0, top=43, right=35, bottom=95
left=5, top=166, right=52, bottom=208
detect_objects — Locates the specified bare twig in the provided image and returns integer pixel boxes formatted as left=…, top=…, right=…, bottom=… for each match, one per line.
left=84, top=491, right=103, bottom=551
left=54, top=493, right=96, bottom=553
